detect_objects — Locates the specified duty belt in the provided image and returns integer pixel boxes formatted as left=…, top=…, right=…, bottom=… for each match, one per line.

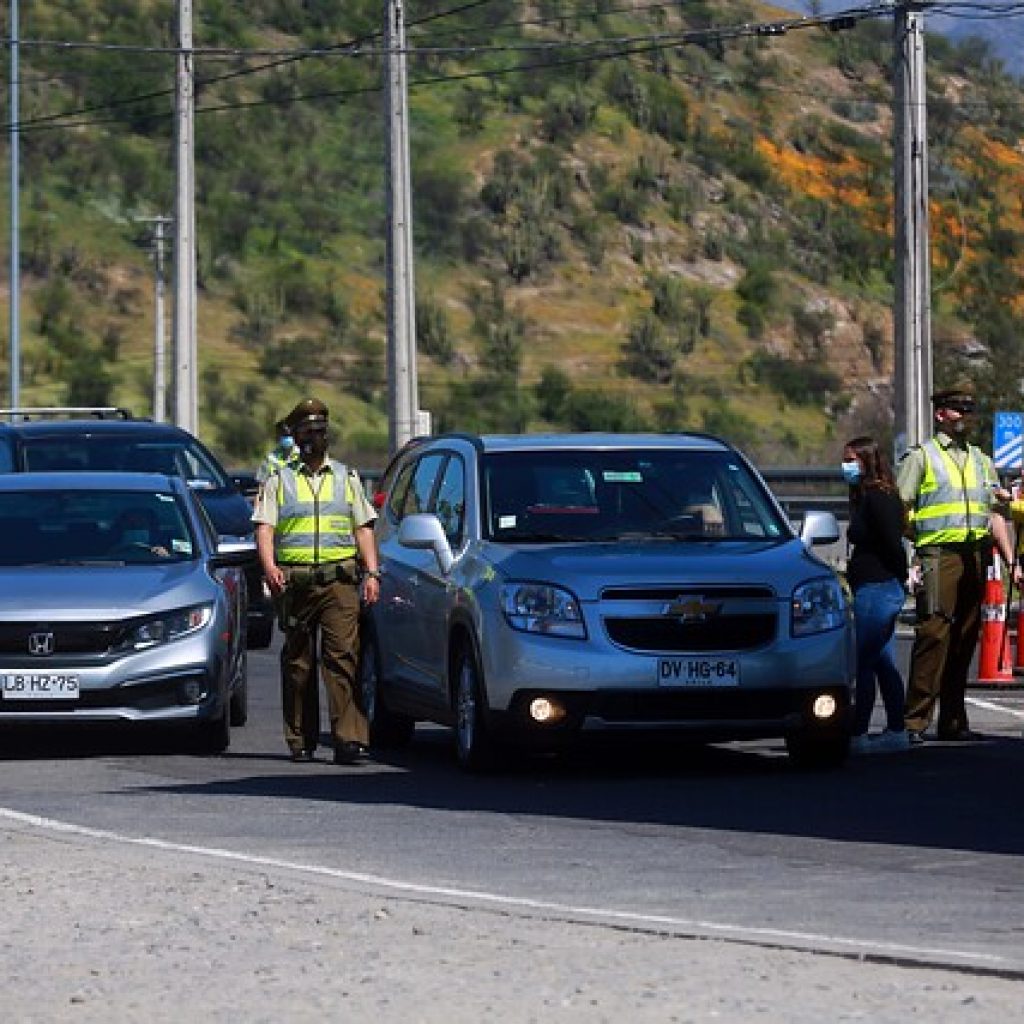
left=282, top=560, right=357, bottom=585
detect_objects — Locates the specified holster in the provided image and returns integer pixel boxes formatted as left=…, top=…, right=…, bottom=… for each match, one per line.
left=913, top=547, right=946, bottom=621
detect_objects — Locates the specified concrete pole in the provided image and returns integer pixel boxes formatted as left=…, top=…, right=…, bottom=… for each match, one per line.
left=152, top=216, right=170, bottom=422
left=893, top=5, right=933, bottom=458
left=8, top=0, right=20, bottom=414
left=384, top=0, right=419, bottom=452
left=173, top=0, right=198, bottom=434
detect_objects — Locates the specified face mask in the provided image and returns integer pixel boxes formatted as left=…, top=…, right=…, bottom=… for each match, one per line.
left=279, top=436, right=296, bottom=453
left=298, top=432, right=328, bottom=458
left=841, top=460, right=862, bottom=485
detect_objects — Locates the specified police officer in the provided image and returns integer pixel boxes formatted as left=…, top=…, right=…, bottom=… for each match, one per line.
left=252, top=398, right=381, bottom=764
left=898, top=380, right=1016, bottom=743
left=256, top=418, right=300, bottom=484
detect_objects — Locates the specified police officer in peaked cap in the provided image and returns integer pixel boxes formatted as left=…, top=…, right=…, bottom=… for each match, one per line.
left=252, top=397, right=380, bottom=764
left=897, top=377, right=1017, bottom=743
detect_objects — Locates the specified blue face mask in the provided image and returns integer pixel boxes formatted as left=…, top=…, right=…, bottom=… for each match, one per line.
left=841, top=460, right=862, bottom=485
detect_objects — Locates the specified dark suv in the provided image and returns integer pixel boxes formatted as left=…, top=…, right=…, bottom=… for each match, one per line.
left=0, top=408, right=273, bottom=648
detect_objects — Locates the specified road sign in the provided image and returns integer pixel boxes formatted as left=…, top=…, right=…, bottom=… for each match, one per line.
left=993, top=411, right=1024, bottom=470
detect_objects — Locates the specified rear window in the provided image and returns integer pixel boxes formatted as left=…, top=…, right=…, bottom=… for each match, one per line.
left=482, top=448, right=788, bottom=543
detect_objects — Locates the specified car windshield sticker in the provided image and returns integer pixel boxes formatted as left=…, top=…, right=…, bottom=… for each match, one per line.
left=498, top=515, right=517, bottom=529
left=602, top=471, right=643, bottom=483
left=172, top=539, right=192, bottom=553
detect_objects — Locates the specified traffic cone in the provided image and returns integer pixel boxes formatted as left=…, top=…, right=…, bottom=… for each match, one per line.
left=977, top=554, right=1014, bottom=684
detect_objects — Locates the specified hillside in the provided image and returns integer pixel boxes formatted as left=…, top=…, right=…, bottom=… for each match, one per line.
left=1, top=1, right=1024, bottom=469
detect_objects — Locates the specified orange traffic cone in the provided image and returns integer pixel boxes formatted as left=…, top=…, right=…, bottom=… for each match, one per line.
left=978, top=554, right=1014, bottom=685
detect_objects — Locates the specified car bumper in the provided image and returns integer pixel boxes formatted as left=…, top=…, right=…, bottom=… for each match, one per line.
left=0, top=634, right=229, bottom=725
left=479, top=621, right=854, bottom=743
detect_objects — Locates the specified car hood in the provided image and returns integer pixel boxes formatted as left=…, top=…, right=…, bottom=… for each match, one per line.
left=0, top=563, right=218, bottom=620
left=479, top=538, right=834, bottom=600
left=196, top=489, right=254, bottom=537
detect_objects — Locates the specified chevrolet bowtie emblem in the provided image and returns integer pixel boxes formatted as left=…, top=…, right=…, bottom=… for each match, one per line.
left=663, top=596, right=722, bottom=623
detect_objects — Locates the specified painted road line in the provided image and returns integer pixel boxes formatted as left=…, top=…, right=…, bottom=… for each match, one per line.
left=0, top=805, right=1015, bottom=976
left=966, top=695, right=1024, bottom=720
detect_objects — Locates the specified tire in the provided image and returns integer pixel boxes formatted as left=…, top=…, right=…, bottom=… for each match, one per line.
left=360, top=631, right=415, bottom=749
left=194, top=703, right=231, bottom=755
left=247, top=617, right=273, bottom=650
left=785, top=732, right=849, bottom=771
left=453, top=642, right=499, bottom=772
left=229, top=649, right=249, bottom=727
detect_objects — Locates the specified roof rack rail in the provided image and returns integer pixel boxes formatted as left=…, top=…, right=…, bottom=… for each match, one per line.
left=0, top=406, right=134, bottom=421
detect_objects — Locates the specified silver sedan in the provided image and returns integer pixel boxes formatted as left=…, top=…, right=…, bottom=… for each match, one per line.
left=0, top=472, right=253, bottom=752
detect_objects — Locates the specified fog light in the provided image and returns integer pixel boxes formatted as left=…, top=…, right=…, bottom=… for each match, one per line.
left=529, top=697, right=566, bottom=724
left=812, top=694, right=837, bottom=720
left=181, top=680, right=209, bottom=705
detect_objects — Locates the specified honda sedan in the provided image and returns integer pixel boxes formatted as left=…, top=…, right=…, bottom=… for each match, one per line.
left=0, top=472, right=253, bottom=752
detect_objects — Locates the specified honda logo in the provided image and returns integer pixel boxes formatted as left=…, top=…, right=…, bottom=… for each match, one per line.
left=28, top=632, right=55, bottom=657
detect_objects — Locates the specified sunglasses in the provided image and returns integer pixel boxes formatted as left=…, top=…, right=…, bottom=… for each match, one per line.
left=943, top=401, right=975, bottom=414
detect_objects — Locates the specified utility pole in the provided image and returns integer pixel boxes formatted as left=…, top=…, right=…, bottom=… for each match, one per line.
left=384, top=0, right=422, bottom=453
left=8, top=0, right=20, bottom=414
left=138, top=216, right=173, bottom=422
left=893, top=2, right=932, bottom=458
left=173, top=0, right=198, bottom=434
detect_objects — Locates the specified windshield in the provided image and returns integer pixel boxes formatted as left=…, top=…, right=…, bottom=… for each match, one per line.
left=482, top=448, right=789, bottom=543
left=0, top=489, right=196, bottom=566
left=20, top=437, right=228, bottom=489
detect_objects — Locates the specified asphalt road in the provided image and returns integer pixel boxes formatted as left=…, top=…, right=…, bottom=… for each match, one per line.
left=2, top=633, right=1024, bottom=983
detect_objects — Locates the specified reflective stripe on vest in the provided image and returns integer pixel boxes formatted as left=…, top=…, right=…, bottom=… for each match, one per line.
left=275, top=460, right=356, bottom=564
left=910, top=439, right=989, bottom=545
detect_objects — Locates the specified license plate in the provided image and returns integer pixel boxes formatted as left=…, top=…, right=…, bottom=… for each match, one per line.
left=657, top=657, right=740, bottom=687
left=1, top=673, right=80, bottom=700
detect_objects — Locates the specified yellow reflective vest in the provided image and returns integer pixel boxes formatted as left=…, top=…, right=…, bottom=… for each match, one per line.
left=909, top=439, right=990, bottom=546
left=274, top=461, right=357, bottom=564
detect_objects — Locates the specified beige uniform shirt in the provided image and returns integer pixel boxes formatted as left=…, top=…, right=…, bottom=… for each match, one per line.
left=251, top=458, right=376, bottom=531
left=896, top=430, right=1000, bottom=509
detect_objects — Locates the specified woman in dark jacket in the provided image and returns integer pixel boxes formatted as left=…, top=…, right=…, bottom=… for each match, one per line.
left=843, top=436, right=910, bottom=754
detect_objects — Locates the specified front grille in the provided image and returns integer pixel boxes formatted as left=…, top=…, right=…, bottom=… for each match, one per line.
left=605, top=615, right=776, bottom=652
left=0, top=621, right=126, bottom=657
left=600, top=585, right=778, bottom=653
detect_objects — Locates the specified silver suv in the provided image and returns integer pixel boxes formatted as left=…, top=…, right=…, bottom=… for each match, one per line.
left=362, top=433, right=853, bottom=770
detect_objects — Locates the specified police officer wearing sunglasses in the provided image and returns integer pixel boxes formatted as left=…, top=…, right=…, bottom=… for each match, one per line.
left=253, top=398, right=380, bottom=764
left=897, top=380, right=1016, bottom=744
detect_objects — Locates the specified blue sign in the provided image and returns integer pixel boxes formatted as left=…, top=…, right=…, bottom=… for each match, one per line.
left=994, top=411, right=1024, bottom=470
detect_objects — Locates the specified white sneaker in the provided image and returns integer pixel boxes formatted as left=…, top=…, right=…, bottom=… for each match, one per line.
left=849, top=734, right=871, bottom=755
left=870, top=729, right=911, bottom=753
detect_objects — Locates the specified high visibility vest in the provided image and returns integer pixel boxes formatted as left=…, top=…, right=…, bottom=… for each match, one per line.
left=275, top=460, right=357, bottom=564
left=909, top=439, right=990, bottom=546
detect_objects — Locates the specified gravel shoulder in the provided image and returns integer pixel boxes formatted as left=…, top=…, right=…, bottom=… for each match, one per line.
left=2, top=818, right=1022, bottom=1023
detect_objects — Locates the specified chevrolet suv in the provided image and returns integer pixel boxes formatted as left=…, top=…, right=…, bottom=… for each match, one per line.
left=0, top=409, right=273, bottom=648
left=361, top=432, right=854, bottom=771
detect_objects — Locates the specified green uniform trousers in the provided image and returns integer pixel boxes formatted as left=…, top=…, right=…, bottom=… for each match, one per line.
left=904, top=544, right=984, bottom=736
left=279, top=577, right=368, bottom=753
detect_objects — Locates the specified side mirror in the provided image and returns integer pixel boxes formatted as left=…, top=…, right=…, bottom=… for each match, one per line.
left=397, top=513, right=454, bottom=574
left=799, top=510, right=841, bottom=548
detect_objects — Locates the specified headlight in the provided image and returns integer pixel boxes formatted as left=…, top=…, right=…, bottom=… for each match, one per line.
left=123, top=604, right=214, bottom=651
left=791, top=578, right=846, bottom=637
left=500, top=583, right=586, bottom=639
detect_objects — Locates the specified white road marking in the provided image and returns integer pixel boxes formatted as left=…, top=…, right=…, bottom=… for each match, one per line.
left=967, top=695, right=1024, bottom=720
left=0, top=804, right=1010, bottom=971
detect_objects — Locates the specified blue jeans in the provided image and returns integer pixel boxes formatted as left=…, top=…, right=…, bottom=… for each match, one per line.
left=852, top=578, right=907, bottom=735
